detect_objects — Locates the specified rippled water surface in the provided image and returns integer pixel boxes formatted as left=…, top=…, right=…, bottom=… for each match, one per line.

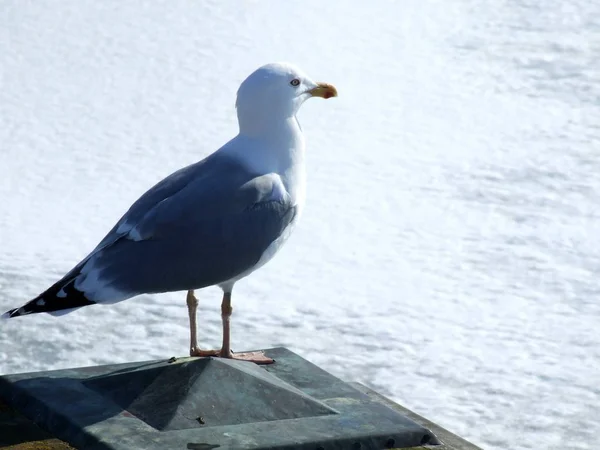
left=1, top=2, right=599, bottom=449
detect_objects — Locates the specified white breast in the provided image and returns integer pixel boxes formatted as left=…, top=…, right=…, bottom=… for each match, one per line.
left=217, top=118, right=306, bottom=293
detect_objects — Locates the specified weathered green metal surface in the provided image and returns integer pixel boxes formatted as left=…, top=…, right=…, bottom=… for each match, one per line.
left=350, top=384, right=482, bottom=450
left=0, top=348, right=439, bottom=450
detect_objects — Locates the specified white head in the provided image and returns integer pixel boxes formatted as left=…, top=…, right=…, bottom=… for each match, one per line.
left=236, top=62, right=337, bottom=134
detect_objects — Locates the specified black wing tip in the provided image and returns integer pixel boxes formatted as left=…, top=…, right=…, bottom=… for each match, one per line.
left=2, top=302, right=44, bottom=319
left=3, top=281, right=96, bottom=319
left=1, top=305, right=36, bottom=319
left=1, top=308, right=20, bottom=319
left=2, top=264, right=100, bottom=320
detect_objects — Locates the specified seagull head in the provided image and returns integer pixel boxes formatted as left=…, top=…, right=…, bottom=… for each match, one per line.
left=236, top=62, right=337, bottom=133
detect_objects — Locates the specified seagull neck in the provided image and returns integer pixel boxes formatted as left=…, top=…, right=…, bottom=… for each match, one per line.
left=231, top=116, right=306, bottom=200
left=238, top=116, right=303, bottom=149
left=238, top=109, right=298, bottom=135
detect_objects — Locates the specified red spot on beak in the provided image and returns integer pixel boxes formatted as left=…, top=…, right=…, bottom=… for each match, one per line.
left=308, top=83, right=338, bottom=99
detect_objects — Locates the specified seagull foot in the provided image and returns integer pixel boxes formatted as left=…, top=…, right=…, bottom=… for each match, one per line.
left=219, top=350, right=274, bottom=365
left=190, top=348, right=220, bottom=357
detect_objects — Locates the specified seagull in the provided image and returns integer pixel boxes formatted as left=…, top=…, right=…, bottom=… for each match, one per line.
left=2, top=62, right=337, bottom=364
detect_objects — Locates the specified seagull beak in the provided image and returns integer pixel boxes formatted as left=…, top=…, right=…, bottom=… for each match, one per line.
left=308, top=82, right=338, bottom=99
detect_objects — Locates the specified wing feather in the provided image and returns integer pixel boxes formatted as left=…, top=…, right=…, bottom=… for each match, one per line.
left=3, top=151, right=297, bottom=317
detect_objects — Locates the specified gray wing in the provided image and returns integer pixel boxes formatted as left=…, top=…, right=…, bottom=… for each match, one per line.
left=3, top=152, right=296, bottom=318
left=73, top=153, right=297, bottom=300
left=95, top=156, right=216, bottom=251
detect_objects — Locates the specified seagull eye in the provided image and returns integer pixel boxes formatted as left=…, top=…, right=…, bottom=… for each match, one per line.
left=290, top=78, right=300, bottom=87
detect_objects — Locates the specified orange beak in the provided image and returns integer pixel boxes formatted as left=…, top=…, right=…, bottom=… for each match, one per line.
left=308, top=82, right=338, bottom=99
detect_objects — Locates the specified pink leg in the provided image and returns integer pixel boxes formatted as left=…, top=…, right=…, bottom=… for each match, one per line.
left=186, top=290, right=219, bottom=357
left=219, top=291, right=273, bottom=365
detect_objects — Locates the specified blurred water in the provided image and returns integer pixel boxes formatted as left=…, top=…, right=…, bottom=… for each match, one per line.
left=1, top=1, right=599, bottom=449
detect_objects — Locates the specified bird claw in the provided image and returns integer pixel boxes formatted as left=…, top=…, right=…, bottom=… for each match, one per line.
left=189, top=348, right=273, bottom=365
left=219, top=350, right=274, bottom=365
left=189, top=348, right=220, bottom=357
